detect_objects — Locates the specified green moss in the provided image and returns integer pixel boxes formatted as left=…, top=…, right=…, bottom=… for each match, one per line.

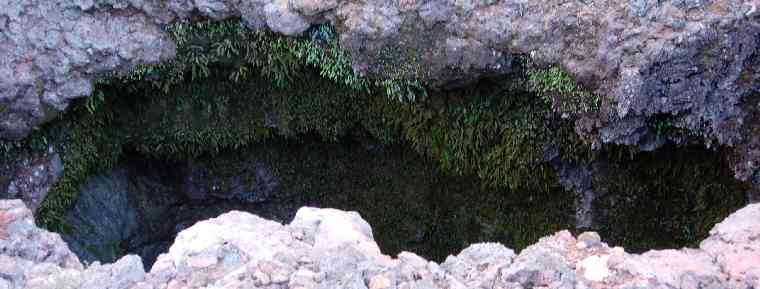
left=644, top=113, right=712, bottom=143
left=85, top=244, right=99, bottom=257
left=181, top=137, right=575, bottom=261
left=33, top=101, right=123, bottom=231
left=15, top=18, right=744, bottom=254
left=528, top=66, right=599, bottom=115
left=371, top=44, right=427, bottom=102
left=362, top=75, right=593, bottom=190
left=111, top=21, right=377, bottom=98
left=291, top=25, right=369, bottom=92
left=593, top=145, right=748, bottom=251
left=105, top=240, right=125, bottom=257
left=24, top=26, right=588, bottom=230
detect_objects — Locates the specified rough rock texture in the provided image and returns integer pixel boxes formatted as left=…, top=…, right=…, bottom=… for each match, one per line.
left=181, top=161, right=279, bottom=203
left=0, top=146, right=63, bottom=213
left=555, top=161, right=598, bottom=229
left=59, top=159, right=287, bottom=270
left=2, top=199, right=760, bottom=289
left=61, top=169, right=144, bottom=265
left=733, top=100, right=760, bottom=198
left=0, top=200, right=81, bottom=270
left=3, top=1, right=759, bottom=159
left=0, top=1, right=176, bottom=139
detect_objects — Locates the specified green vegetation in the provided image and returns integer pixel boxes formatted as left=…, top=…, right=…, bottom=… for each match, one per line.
left=0, top=19, right=747, bottom=257
left=528, top=65, right=600, bottom=115
left=0, top=100, right=122, bottom=231
left=4, top=19, right=579, bottom=231
left=92, top=19, right=577, bottom=190
left=372, top=43, right=427, bottom=102
left=109, top=21, right=416, bottom=101
left=368, top=77, right=584, bottom=190
left=594, top=145, right=748, bottom=251
left=175, top=137, right=575, bottom=261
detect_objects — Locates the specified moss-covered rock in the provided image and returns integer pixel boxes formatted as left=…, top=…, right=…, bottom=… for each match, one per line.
left=1, top=20, right=746, bottom=260
left=592, top=145, right=748, bottom=251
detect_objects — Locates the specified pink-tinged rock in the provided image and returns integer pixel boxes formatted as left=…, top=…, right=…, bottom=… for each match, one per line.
left=290, top=207, right=386, bottom=259
left=289, top=0, right=337, bottom=16
left=166, top=279, right=188, bottom=289
left=614, top=249, right=724, bottom=288
left=0, top=211, right=14, bottom=239
left=251, top=268, right=272, bottom=286
left=578, top=255, right=610, bottom=282
left=0, top=200, right=30, bottom=237
left=155, top=210, right=307, bottom=271
left=703, top=203, right=760, bottom=244
left=722, top=250, right=760, bottom=280
left=700, top=204, right=760, bottom=282
left=0, top=199, right=82, bottom=269
left=5, top=200, right=760, bottom=289
left=185, top=254, right=218, bottom=269
left=369, top=274, right=392, bottom=289
left=149, top=255, right=175, bottom=275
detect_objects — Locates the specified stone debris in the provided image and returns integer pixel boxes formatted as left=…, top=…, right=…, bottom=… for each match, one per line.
left=1, top=199, right=760, bottom=288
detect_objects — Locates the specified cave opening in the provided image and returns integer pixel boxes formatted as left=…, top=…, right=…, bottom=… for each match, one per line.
left=57, top=135, right=747, bottom=269
left=1, top=19, right=747, bottom=271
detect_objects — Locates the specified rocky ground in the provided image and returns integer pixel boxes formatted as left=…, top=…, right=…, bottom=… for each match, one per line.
left=1, top=198, right=759, bottom=289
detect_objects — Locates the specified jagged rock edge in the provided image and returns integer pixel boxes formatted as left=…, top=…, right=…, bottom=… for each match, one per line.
left=1, top=199, right=759, bottom=288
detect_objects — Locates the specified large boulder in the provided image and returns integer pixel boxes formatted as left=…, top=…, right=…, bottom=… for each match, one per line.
left=0, top=199, right=80, bottom=270
left=0, top=199, right=147, bottom=289
left=700, top=202, right=760, bottom=288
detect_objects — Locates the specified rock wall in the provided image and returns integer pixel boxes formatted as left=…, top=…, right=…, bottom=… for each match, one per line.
left=1, top=198, right=759, bottom=289
left=0, top=146, right=62, bottom=213
left=2, top=1, right=759, bottom=153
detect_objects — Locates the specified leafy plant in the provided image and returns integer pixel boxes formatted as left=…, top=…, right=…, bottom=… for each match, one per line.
left=528, top=66, right=599, bottom=115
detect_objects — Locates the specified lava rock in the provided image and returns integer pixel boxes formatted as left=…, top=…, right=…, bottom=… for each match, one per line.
left=61, top=170, right=140, bottom=265
left=2, top=2, right=758, bottom=170
left=2, top=199, right=760, bottom=288
left=0, top=146, right=63, bottom=213
left=0, top=199, right=81, bottom=269
left=61, top=167, right=181, bottom=267
left=181, top=161, right=279, bottom=203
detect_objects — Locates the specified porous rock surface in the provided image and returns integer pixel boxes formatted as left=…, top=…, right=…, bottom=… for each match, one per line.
left=2, top=199, right=760, bottom=289
left=59, top=162, right=286, bottom=269
left=2, top=1, right=759, bottom=160
left=0, top=146, right=63, bottom=213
